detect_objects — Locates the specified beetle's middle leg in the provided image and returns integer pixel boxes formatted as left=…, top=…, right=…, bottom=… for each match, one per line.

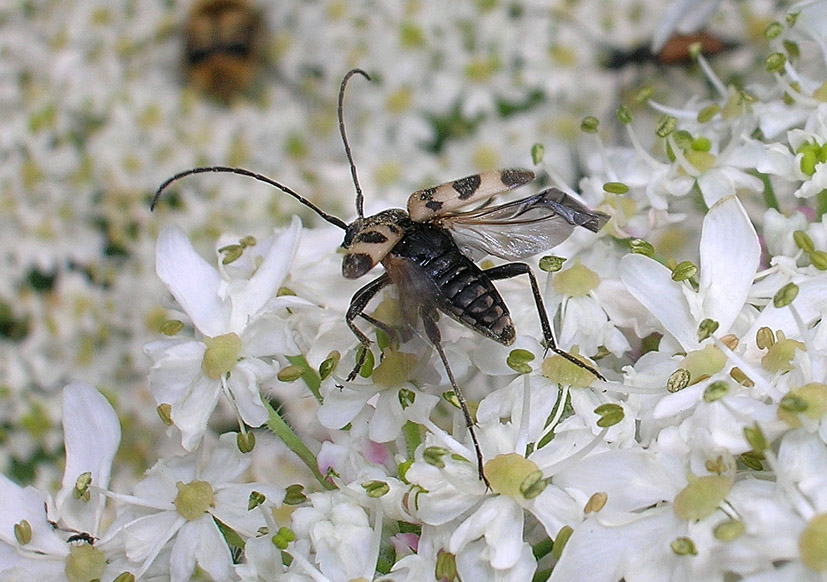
left=345, top=273, right=391, bottom=381
left=485, top=262, right=605, bottom=381
left=420, top=306, right=489, bottom=486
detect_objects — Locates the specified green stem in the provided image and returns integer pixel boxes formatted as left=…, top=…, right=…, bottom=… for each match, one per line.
left=264, top=399, right=335, bottom=490
left=757, top=171, right=779, bottom=211
left=285, top=355, right=323, bottom=403
left=817, top=188, right=827, bottom=219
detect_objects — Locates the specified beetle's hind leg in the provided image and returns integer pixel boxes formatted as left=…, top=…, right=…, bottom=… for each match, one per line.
left=485, top=262, right=605, bottom=381
left=345, top=273, right=391, bottom=381
left=357, top=313, right=403, bottom=351
left=420, top=307, right=489, bottom=486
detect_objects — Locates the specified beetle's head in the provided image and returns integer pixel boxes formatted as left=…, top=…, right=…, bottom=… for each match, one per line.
left=341, top=209, right=411, bottom=279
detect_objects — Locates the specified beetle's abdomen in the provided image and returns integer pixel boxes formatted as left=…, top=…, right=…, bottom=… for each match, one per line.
left=385, top=224, right=515, bottom=345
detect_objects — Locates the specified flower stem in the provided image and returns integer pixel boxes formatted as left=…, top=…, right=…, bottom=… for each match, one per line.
left=756, top=171, right=780, bottom=211
left=264, top=400, right=336, bottom=490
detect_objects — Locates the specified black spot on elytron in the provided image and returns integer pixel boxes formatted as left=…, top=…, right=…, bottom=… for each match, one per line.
left=425, top=200, right=443, bottom=211
left=342, top=253, right=374, bottom=279
left=500, top=168, right=534, bottom=187
left=418, top=187, right=436, bottom=201
left=453, top=175, right=482, bottom=200
left=355, top=230, right=389, bottom=244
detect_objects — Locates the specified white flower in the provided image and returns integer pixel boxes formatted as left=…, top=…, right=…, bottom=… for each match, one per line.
left=0, top=383, right=123, bottom=581
left=145, top=217, right=307, bottom=450
left=317, top=376, right=441, bottom=450
left=109, top=433, right=283, bottom=582
left=620, top=195, right=760, bottom=351
left=288, top=490, right=382, bottom=582
left=402, top=372, right=616, bottom=577
left=544, top=239, right=636, bottom=359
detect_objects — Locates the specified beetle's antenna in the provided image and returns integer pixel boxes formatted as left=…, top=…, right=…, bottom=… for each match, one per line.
left=151, top=166, right=348, bottom=230
left=338, top=68, right=371, bottom=219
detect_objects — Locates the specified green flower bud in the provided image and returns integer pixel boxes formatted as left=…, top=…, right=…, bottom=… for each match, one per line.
left=580, top=116, right=599, bottom=133
left=594, top=403, right=624, bottom=427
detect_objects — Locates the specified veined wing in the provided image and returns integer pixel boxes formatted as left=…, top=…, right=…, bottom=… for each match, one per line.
left=439, top=187, right=609, bottom=260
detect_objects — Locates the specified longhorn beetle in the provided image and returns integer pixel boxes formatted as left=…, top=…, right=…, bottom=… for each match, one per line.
left=152, top=69, right=608, bottom=484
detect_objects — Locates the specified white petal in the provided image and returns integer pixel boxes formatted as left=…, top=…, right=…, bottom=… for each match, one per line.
left=56, top=382, right=121, bottom=533
left=697, top=167, right=763, bottom=207
left=0, top=476, right=65, bottom=556
left=317, top=386, right=372, bottom=429
left=123, top=511, right=183, bottom=563
left=554, top=450, right=682, bottom=512
left=169, top=523, right=199, bottom=582
left=202, top=433, right=250, bottom=484
left=213, top=484, right=284, bottom=536
left=698, top=196, right=760, bottom=335
left=449, top=496, right=525, bottom=570
left=241, top=308, right=303, bottom=358
left=226, top=359, right=271, bottom=429
left=369, top=391, right=406, bottom=443
left=743, top=274, right=827, bottom=359
left=229, top=216, right=302, bottom=331
left=527, top=484, right=581, bottom=538
left=728, top=140, right=795, bottom=176
left=652, top=382, right=705, bottom=418
left=171, top=374, right=222, bottom=451
left=547, top=519, right=622, bottom=582
left=146, top=340, right=206, bottom=397
left=157, top=224, right=228, bottom=337
left=620, top=254, right=698, bottom=350
left=175, top=519, right=233, bottom=582
left=549, top=508, right=683, bottom=582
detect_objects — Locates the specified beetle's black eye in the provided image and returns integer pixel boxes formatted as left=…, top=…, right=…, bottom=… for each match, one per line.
left=343, top=223, right=360, bottom=247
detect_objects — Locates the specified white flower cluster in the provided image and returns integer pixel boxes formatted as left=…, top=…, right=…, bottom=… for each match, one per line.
left=4, top=0, right=827, bottom=581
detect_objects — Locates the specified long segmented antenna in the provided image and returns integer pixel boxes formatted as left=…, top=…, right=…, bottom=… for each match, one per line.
left=151, top=166, right=348, bottom=230
left=338, top=68, right=371, bottom=218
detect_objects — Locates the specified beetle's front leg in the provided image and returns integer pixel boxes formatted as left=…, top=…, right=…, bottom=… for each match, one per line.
left=345, top=273, right=391, bottom=381
left=485, top=262, right=604, bottom=381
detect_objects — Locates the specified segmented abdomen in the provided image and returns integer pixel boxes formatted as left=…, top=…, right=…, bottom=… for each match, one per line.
left=386, top=223, right=516, bottom=345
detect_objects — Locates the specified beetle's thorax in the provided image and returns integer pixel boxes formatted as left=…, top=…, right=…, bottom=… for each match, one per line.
left=341, top=208, right=413, bottom=279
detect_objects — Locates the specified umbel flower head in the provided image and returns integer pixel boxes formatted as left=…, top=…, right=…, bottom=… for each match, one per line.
left=5, top=0, right=827, bottom=581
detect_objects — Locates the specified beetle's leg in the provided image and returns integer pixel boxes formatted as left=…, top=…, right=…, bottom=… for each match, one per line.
left=358, top=313, right=401, bottom=352
left=485, top=262, right=605, bottom=381
left=345, top=273, right=391, bottom=381
left=420, top=307, right=489, bottom=486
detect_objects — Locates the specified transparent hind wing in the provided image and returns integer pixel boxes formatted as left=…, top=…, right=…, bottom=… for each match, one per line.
left=440, top=187, right=609, bottom=260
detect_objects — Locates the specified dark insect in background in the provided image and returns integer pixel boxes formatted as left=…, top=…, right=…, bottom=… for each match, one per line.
left=183, top=0, right=264, bottom=102
left=153, top=69, right=608, bottom=484
left=603, top=31, right=736, bottom=70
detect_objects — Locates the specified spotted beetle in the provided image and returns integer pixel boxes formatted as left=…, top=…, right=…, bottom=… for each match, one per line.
left=153, top=69, right=608, bottom=484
